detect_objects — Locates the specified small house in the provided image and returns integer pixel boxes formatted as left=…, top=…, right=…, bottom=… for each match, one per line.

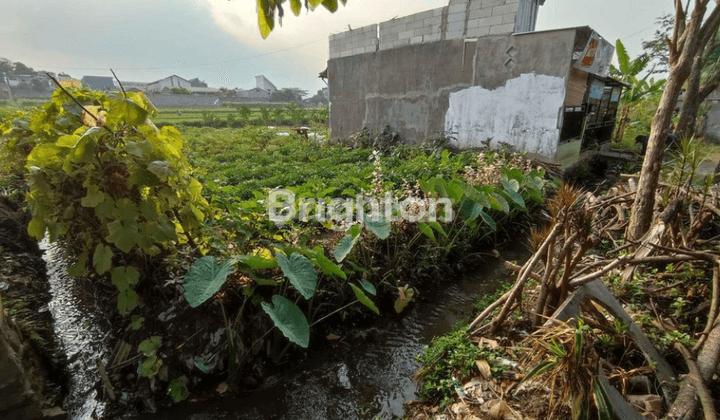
left=327, top=0, right=625, bottom=167
left=146, top=75, right=191, bottom=92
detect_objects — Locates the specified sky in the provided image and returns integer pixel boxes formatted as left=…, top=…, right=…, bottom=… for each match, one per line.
left=0, top=0, right=679, bottom=95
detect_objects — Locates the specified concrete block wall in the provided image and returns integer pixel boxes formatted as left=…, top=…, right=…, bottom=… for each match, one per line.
left=330, top=0, right=521, bottom=59
left=329, top=24, right=378, bottom=59
left=379, top=8, right=444, bottom=50
left=465, top=0, right=518, bottom=38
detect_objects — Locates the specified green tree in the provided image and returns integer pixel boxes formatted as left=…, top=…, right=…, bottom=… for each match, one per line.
left=12, top=61, right=35, bottom=75
left=270, top=88, right=307, bottom=104
left=170, top=86, right=191, bottom=94
left=256, top=0, right=347, bottom=38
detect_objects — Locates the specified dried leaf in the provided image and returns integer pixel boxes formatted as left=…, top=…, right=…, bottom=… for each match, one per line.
left=476, top=359, right=492, bottom=380
left=478, top=337, right=500, bottom=349
left=326, top=333, right=341, bottom=341
left=216, top=382, right=228, bottom=394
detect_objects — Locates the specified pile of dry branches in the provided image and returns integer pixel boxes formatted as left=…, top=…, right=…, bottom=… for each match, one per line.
left=467, top=176, right=720, bottom=420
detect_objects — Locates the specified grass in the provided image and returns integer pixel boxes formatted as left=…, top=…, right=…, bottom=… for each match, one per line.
left=0, top=98, right=48, bottom=120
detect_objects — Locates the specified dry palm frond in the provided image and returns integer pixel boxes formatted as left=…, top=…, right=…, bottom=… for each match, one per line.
left=518, top=318, right=609, bottom=419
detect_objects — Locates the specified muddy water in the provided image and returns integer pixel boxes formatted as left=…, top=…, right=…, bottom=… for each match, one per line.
left=43, top=241, right=114, bottom=420
left=47, top=241, right=527, bottom=420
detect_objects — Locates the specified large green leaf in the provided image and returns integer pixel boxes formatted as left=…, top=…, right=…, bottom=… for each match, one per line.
left=362, top=213, right=390, bottom=240
left=261, top=295, right=310, bottom=347
left=183, top=257, right=234, bottom=307
left=501, top=178, right=525, bottom=208
left=276, top=252, right=317, bottom=300
left=106, top=98, right=150, bottom=127
left=237, top=254, right=279, bottom=270
left=333, top=224, right=361, bottom=262
left=306, top=246, right=346, bottom=279
left=257, top=0, right=275, bottom=38
left=615, top=39, right=630, bottom=75
left=350, top=283, right=379, bottom=315
left=418, top=222, right=436, bottom=242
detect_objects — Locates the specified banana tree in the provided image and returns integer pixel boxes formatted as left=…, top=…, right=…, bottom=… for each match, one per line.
left=610, top=39, right=666, bottom=143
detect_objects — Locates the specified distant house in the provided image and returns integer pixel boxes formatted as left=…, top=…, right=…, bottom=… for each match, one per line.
left=254, top=75, right=277, bottom=95
left=236, top=87, right=272, bottom=101
left=235, top=75, right=277, bottom=101
left=81, top=76, right=115, bottom=91
left=5, top=75, right=35, bottom=87
left=146, top=75, right=191, bottom=92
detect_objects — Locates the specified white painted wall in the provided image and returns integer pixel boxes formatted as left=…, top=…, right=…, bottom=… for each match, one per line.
left=444, top=72, right=566, bottom=157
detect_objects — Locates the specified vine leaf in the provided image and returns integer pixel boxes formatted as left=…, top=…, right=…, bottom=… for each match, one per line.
left=105, top=219, right=138, bottom=253
left=183, top=257, right=234, bottom=307
left=168, top=376, right=189, bottom=402
left=276, top=252, right=317, bottom=300
left=350, top=283, right=379, bottom=315
left=148, top=160, right=173, bottom=182
left=261, top=295, right=310, bottom=348
left=140, top=355, right=162, bottom=378
left=93, top=243, right=113, bottom=275
left=117, top=288, right=138, bottom=315
left=138, top=336, right=162, bottom=356
left=81, top=184, right=106, bottom=208
left=27, top=217, right=46, bottom=240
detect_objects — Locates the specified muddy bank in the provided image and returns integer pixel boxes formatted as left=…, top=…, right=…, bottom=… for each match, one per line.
left=0, top=195, right=64, bottom=419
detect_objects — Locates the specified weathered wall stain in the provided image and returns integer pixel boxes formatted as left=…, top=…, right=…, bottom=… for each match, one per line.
left=444, top=73, right=566, bottom=155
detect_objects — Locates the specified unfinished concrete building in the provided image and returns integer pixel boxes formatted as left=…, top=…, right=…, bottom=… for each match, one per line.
left=327, top=0, right=625, bottom=166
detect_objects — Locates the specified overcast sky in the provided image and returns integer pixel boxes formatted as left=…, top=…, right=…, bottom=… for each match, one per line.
left=0, top=0, right=679, bottom=94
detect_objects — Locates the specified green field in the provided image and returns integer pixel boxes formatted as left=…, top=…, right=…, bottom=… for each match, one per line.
left=181, top=126, right=479, bottom=201
left=154, top=104, right=328, bottom=126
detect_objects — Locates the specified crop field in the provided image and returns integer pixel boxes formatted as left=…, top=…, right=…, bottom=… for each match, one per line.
left=181, top=126, right=479, bottom=202
left=154, top=104, right=328, bottom=126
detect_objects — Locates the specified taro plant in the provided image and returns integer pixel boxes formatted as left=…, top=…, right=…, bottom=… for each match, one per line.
left=182, top=222, right=384, bottom=348
left=0, top=87, right=208, bottom=315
